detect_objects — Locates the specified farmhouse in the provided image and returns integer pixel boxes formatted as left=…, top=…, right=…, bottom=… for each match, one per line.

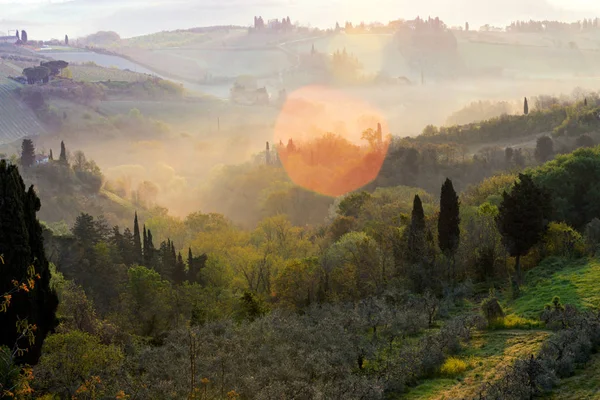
left=0, top=36, right=17, bottom=44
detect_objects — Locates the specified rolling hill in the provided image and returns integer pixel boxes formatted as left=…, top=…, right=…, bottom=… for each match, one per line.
left=0, top=77, right=47, bottom=145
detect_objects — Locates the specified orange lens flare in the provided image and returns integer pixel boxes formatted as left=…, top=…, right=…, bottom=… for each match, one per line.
left=274, top=85, right=390, bottom=197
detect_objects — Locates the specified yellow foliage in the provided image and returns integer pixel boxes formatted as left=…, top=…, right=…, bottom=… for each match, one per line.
left=440, top=357, right=468, bottom=377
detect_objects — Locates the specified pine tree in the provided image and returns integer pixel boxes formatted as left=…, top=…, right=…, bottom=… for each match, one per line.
left=48, top=149, right=53, bottom=161
left=407, top=195, right=426, bottom=263
left=524, top=97, right=529, bottom=115
left=133, top=212, right=142, bottom=265
left=438, top=178, right=460, bottom=279
left=20, top=139, right=36, bottom=168
left=0, top=160, right=58, bottom=365
left=59, top=141, right=67, bottom=165
left=496, top=174, right=551, bottom=285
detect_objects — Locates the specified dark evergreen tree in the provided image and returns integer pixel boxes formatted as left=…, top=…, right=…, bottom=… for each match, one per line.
left=496, top=174, right=551, bottom=285
left=524, top=97, right=529, bottom=115
left=133, top=212, right=143, bottom=265
left=407, top=195, right=426, bottom=263
left=48, top=149, right=53, bottom=161
left=584, top=98, right=588, bottom=106
left=438, top=178, right=460, bottom=278
left=534, top=136, right=554, bottom=163
left=121, top=228, right=135, bottom=266
left=143, top=225, right=148, bottom=264
left=0, top=160, right=58, bottom=365
left=265, top=141, right=271, bottom=165
left=59, top=141, right=67, bottom=165
left=187, top=248, right=207, bottom=284
left=145, top=229, right=155, bottom=268
left=72, top=213, right=101, bottom=251
left=172, top=252, right=186, bottom=284
left=21, top=30, right=27, bottom=43
left=20, top=139, right=36, bottom=168
left=65, top=34, right=69, bottom=45
left=16, top=30, right=19, bottom=40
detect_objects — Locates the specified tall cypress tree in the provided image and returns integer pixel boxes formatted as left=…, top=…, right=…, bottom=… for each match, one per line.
left=142, top=225, right=148, bottom=265
left=133, top=212, right=142, bottom=265
left=0, top=160, right=58, bottom=365
left=59, top=141, right=67, bottom=165
left=48, top=149, right=53, bottom=161
left=407, top=195, right=426, bottom=263
left=145, top=229, right=155, bottom=268
left=438, top=178, right=461, bottom=279
left=20, top=139, right=36, bottom=168
left=524, top=97, right=529, bottom=115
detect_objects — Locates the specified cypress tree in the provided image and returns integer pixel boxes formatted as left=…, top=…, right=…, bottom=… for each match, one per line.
left=59, top=141, right=67, bottom=165
left=172, top=252, right=186, bottom=284
left=584, top=98, right=588, bottom=106
left=496, top=174, right=551, bottom=286
left=407, top=195, right=426, bottom=263
left=524, top=97, right=529, bottom=115
left=146, top=229, right=155, bottom=267
left=266, top=142, right=271, bottom=165
left=0, top=160, right=58, bottom=365
left=122, top=228, right=135, bottom=266
left=48, top=149, right=53, bottom=161
left=20, top=139, right=35, bottom=168
left=133, top=212, right=142, bottom=265
left=438, top=178, right=460, bottom=279
left=143, top=225, right=148, bottom=265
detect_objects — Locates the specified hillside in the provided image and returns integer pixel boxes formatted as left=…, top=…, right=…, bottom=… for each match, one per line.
left=0, top=77, right=47, bottom=145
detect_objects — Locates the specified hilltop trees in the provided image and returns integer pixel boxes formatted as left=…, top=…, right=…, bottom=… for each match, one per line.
left=0, top=160, right=58, bottom=365
left=22, top=66, right=50, bottom=85
left=20, top=139, right=35, bottom=168
left=438, top=178, right=460, bottom=279
left=496, top=174, right=551, bottom=286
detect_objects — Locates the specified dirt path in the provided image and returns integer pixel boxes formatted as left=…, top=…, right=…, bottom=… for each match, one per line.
left=405, top=329, right=550, bottom=400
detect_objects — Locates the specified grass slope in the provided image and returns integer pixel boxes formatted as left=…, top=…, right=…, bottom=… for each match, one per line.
left=0, top=77, right=46, bottom=145
left=550, top=352, right=600, bottom=399
left=510, top=258, right=600, bottom=319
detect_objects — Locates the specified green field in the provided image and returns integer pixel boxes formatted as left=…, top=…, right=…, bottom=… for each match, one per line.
left=69, top=64, right=150, bottom=82
left=509, top=258, right=600, bottom=319
left=0, top=77, right=47, bottom=145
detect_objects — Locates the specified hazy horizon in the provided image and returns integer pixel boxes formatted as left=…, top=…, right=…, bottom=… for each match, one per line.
left=1, top=0, right=599, bottom=39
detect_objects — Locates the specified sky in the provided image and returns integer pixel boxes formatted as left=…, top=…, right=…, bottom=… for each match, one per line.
left=0, top=0, right=599, bottom=39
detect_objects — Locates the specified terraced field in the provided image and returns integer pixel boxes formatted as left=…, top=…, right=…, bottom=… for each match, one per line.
left=69, top=64, right=151, bottom=82
left=0, top=77, right=46, bottom=145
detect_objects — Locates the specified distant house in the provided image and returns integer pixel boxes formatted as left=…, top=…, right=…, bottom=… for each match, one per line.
left=35, top=155, right=49, bottom=165
left=0, top=36, right=17, bottom=44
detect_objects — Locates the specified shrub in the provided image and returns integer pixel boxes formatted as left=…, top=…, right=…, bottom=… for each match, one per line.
left=542, top=222, right=584, bottom=258
left=440, top=357, right=468, bottom=377
left=481, top=291, right=505, bottom=325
